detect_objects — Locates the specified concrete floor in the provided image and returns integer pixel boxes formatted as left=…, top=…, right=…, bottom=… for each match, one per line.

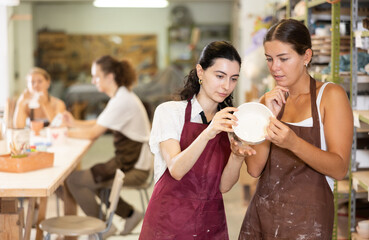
left=32, top=134, right=352, bottom=240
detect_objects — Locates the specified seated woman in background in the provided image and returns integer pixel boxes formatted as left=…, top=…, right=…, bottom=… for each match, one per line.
left=64, top=55, right=152, bottom=236
left=13, top=67, right=66, bottom=128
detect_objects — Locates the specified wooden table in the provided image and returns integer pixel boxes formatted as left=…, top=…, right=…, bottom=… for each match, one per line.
left=0, top=137, right=92, bottom=240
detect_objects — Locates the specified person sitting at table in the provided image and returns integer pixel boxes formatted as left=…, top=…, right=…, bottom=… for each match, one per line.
left=64, top=55, right=152, bottom=236
left=13, top=67, right=66, bottom=128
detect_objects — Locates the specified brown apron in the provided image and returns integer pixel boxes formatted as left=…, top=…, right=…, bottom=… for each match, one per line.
left=239, top=77, right=334, bottom=240
left=91, top=130, right=142, bottom=183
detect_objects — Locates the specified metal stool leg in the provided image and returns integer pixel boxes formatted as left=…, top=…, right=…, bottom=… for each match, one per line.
left=138, top=190, right=146, bottom=214
left=44, top=233, right=51, bottom=240
left=144, top=189, right=149, bottom=204
left=56, top=195, right=60, bottom=217
left=99, top=188, right=111, bottom=220
left=99, top=189, right=106, bottom=219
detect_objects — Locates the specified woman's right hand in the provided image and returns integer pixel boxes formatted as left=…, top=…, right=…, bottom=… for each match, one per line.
left=264, top=86, right=289, bottom=116
left=202, top=107, right=238, bottom=140
left=62, top=111, right=75, bottom=127
left=18, top=89, right=33, bottom=105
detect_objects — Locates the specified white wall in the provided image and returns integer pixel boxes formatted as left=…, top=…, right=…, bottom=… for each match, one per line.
left=0, top=6, right=10, bottom=109
left=10, top=1, right=233, bottom=95
left=235, top=0, right=275, bottom=104
left=13, top=3, right=34, bottom=95
left=32, top=2, right=232, bottom=68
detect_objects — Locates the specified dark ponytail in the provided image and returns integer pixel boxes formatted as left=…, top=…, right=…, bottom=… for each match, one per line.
left=95, top=55, right=137, bottom=89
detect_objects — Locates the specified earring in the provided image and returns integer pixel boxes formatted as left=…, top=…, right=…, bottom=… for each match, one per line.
left=304, top=63, right=308, bottom=67
left=199, top=79, right=203, bottom=85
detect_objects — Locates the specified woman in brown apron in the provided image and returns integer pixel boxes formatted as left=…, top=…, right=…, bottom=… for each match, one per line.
left=235, top=19, right=353, bottom=239
left=140, top=41, right=254, bottom=239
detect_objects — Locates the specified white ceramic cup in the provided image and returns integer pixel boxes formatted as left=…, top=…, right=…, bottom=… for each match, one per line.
left=6, top=128, right=30, bottom=154
left=47, top=127, right=68, bottom=145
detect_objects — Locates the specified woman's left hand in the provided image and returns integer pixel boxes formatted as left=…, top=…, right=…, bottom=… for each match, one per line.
left=265, top=117, right=297, bottom=149
left=228, top=132, right=256, bottom=157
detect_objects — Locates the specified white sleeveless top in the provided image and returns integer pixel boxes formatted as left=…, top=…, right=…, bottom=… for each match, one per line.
left=286, top=82, right=334, bottom=191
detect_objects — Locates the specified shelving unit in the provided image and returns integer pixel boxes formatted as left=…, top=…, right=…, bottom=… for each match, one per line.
left=307, top=1, right=343, bottom=239
left=167, top=24, right=195, bottom=73
left=350, top=0, right=369, bottom=239
left=352, top=232, right=369, bottom=240
left=167, top=23, right=230, bottom=75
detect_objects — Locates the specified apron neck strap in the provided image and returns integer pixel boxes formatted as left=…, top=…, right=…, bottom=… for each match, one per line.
left=309, top=77, right=320, bottom=128
left=185, top=99, right=192, bottom=123
left=277, top=77, right=318, bottom=126
left=185, top=98, right=222, bottom=124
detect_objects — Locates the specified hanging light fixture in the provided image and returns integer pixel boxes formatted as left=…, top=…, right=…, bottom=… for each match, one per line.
left=0, top=0, right=20, bottom=6
left=93, top=0, right=168, bottom=8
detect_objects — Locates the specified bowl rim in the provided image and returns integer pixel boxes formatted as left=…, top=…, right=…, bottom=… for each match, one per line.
left=232, top=102, right=274, bottom=145
left=358, top=220, right=369, bottom=228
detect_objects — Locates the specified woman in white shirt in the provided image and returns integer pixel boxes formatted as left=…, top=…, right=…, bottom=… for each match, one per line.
left=64, top=55, right=151, bottom=236
left=139, top=41, right=254, bottom=240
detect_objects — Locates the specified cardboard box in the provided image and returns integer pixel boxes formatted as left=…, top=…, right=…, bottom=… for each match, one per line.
left=0, top=152, right=54, bottom=173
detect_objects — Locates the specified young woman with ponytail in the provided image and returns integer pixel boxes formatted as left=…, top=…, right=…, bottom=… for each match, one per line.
left=64, top=55, right=152, bottom=236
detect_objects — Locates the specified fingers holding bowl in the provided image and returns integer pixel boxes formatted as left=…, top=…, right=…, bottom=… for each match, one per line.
left=228, top=132, right=256, bottom=157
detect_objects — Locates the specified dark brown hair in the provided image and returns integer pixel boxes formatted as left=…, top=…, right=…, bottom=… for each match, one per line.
left=95, top=55, right=137, bottom=89
left=179, top=41, right=241, bottom=107
left=264, top=19, right=312, bottom=58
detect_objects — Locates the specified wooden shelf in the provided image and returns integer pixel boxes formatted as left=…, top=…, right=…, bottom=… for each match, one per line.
left=355, top=31, right=369, bottom=38
left=275, top=1, right=287, bottom=11
left=352, top=232, right=369, bottom=240
left=354, top=110, right=369, bottom=125
left=337, top=179, right=367, bottom=200
left=352, top=171, right=369, bottom=201
left=308, top=0, right=327, bottom=8
left=338, top=179, right=350, bottom=194
left=312, top=72, right=345, bottom=83
left=292, top=15, right=306, bottom=21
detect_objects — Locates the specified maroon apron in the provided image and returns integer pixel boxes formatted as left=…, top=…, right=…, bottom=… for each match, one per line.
left=140, top=100, right=230, bottom=240
left=239, top=78, right=334, bottom=240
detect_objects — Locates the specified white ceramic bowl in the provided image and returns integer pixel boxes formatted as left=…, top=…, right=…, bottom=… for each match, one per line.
left=232, top=102, right=273, bottom=145
left=357, top=226, right=369, bottom=239
left=359, top=220, right=369, bottom=230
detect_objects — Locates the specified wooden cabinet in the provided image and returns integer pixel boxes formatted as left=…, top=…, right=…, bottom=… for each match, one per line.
left=36, top=31, right=158, bottom=86
left=36, top=31, right=68, bottom=83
